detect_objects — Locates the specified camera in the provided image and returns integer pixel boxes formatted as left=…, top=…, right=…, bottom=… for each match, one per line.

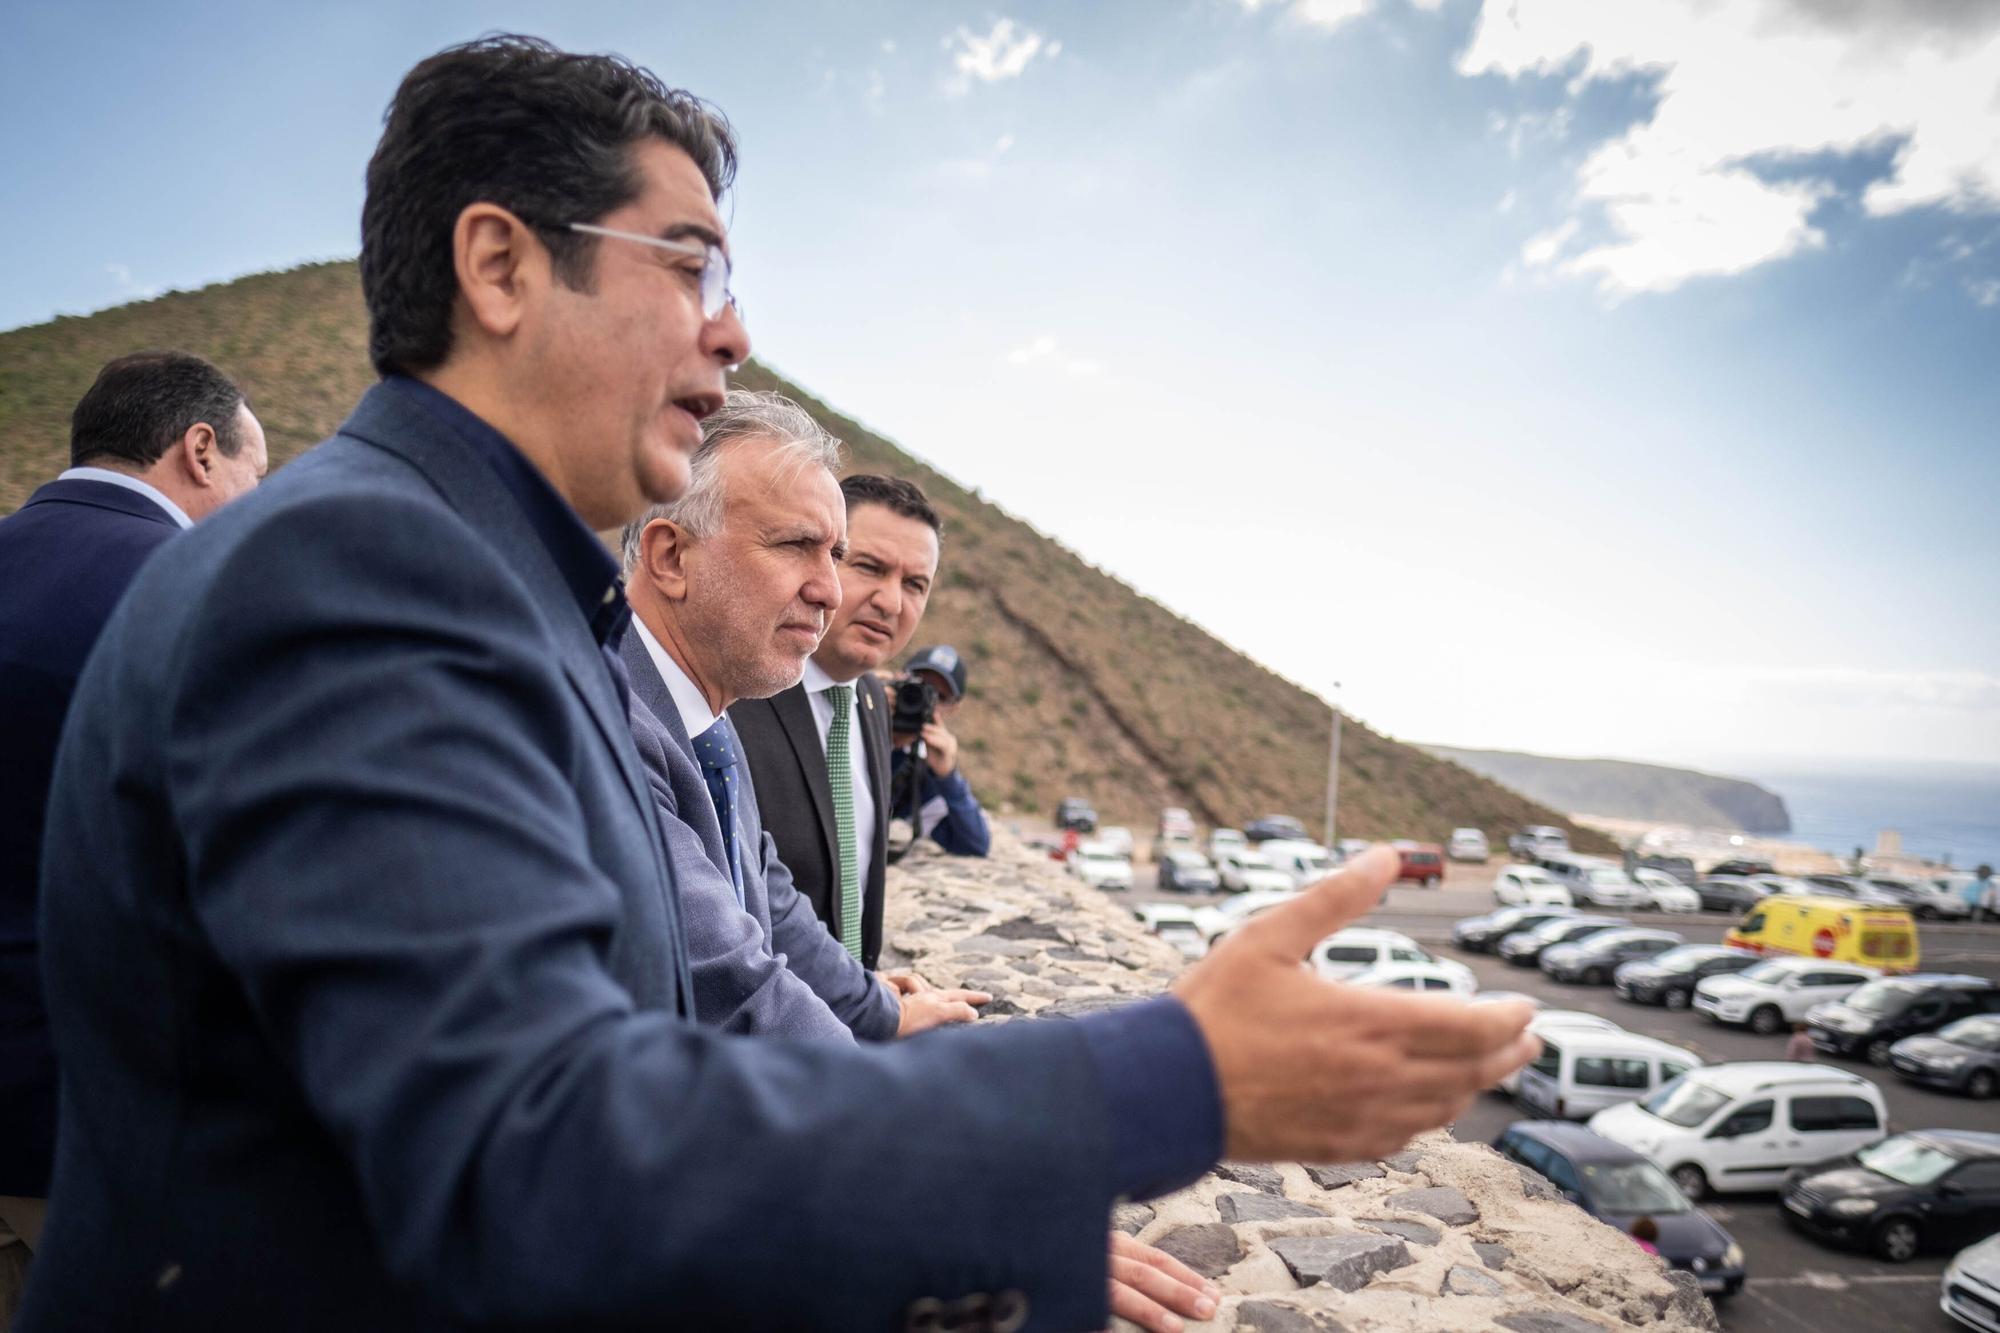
left=889, top=674, right=937, bottom=737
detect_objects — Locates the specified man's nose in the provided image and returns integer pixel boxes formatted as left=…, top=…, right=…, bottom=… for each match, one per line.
left=705, top=300, right=749, bottom=368
left=804, top=561, right=841, bottom=612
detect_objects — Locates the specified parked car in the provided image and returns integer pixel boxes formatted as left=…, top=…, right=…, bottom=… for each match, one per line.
left=1499, top=915, right=1630, bottom=968
left=1131, top=903, right=1208, bottom=960
left=1312, top=928, right=1472, bottom=988
left=1756, top=874, right=1832, bottom=898
left=1942, top=1229, right=2000, bottom=1331
left=1334, top=837, right=1372, bottom=863
left=1499, top=1010, right=1625, bottom=1094
left=1695, top=876, right=1770, bottom=914
left=1637, top=855, right=1698, bottom=886
left=1863, top=875, right=1973, bottom=921
left=1095, top=826, right=1134, bottom=858
left=1574, top=865, right=1649, bottom=910
left=1208, top=827, right=1248, bottom=862
left=1258, top=839, right=1337, bottom=889
left=1706, top=858, right=1776, bottom=879
left=1053, top=796, right=1098, bottom=833
left=1347, top=961, right=1477, bottom=995
left=1782, top=1131, right=2000, bottom=1262
left=1451, top=904, right=1576, bottom=954
left=1156, top=847, right=1220, bottom=893
left=1541, top=928, right=1684, bottom=985
left=1066, top=842, right=1132, bottom=890
left=1510, top=825, right=1571, bottom=860
left=1447, top=827, right=1491, bottom=862
left=1724, top=897, right=1919, bottom=973
left=1802, top=874, right=1905, bottom=907
left=1493, top=864, right=1572, bottom=907
left=1214, top=847, right=1295, bottom=895
left=1891, top=1015, right=2000, bottom=1100
left=1393, top=841, right=1445, bottom=887
left=1157, top=806, right=1196, bottom=841
left=1244, top=815, right=1310, bottom=843
left=1694, top=957, right=1880, bottom=1035
left=1492, top=1122, right=1744, bottom=1296
left=1614, top=945, right=1760, bottom=1011
left=1809, top=975, right=2000, bottom=1066
left=1516, top=1029, right=1703, bottom=1121
left=1538, top=851, right=1609, bottom=896
left=1632, top=869, right=1701, bottom=913
left=1192, top=889, right=1297, bottom=944
left=1589, top=1062, right=1888, bottom=1200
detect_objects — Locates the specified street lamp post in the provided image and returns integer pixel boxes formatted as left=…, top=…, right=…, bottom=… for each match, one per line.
left=1324, top=682, right=1343, bottom=850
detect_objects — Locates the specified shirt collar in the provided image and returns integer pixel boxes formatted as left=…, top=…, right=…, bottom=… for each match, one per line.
left=631, top=618, right=719, bottom=739
left=58, top=466, right=194, bottom=529
left=802, top=657, right=860, bottom=694
left=383, top=376, right=626, bottom=645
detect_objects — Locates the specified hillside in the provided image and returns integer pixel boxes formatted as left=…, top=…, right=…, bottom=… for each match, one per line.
left=0, top=260, right=1613, bottom=853
left=1421, top=746, right=1792, bottom=834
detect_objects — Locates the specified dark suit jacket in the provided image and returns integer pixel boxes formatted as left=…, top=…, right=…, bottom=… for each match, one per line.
left=25, top=381, right=1122, bottom=1331
left=619, top=633, right=899, bottom=1041
left=731, top=675, right=892, bottom=968
left=0, top=477, right=182, bottom=1197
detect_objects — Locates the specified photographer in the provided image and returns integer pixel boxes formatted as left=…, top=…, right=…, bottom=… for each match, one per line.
left=887, top=645, right=991, bottom=857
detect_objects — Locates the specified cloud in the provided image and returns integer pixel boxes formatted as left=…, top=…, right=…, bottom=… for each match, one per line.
left=938, top=133, right=1019, bottom=184
left=943, top=18, right=1058, bottom=96
left=1004, top=334, right=1104, bottom=376
left=1970, top=278, right=2000, bottom=308
left=1741, top=667, right=2000, bottom=715
left=1236, top=0, right=1444, bottom=32
left=1460, top=0, right=2000, bottom=297
left=104, top=262, right=161, bottom=301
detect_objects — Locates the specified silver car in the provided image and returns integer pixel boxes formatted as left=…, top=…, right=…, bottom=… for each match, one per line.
left=1944, top=1230, right=2000, bottom=1331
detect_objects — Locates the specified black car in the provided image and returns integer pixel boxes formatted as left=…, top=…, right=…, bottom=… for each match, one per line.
left=1809, top=975, right=2000, bottom=1066
left=1053, top=797, right=1097, bottom=833
left=1783, top=1131, right=2000, bottom=1262
left=1243, top=815, right=1309, bottom=843
left=1706, top=858, right=1775, bottom=879
left=1451, top=905, right=1575, bottom=954
left=1498, top=916, right=1627, bottom=967
left=1493, top=1121, right=1744, bottom=1297
left=1541, top=928, right=1683, bottom=985
left=1695, top=876, right=1769, bottom=914
left=1613, top=944, right=1760, bottom=1011
left=1156, top=848, right=1220, bottom=893
left=1890, top=1015, right=2000, bottom=1099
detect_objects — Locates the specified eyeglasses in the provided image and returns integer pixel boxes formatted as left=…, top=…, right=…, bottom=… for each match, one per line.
left=564, top=221, right=740, bottom=323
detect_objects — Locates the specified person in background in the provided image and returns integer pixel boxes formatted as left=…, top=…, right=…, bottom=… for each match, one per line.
left=1963, top=864, right=1995, bottom=921
left=1785, top=1022, right=1816, bottom=1062
left=1629, top=1216, right=1661, bottom=1257
left=0, top=350, right=264, bottom=1319
left=887, top=644, right=991, bottom=858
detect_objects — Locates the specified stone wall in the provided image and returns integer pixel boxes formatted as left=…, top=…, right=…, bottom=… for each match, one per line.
left=883, top=833, right=1722, bottom=1333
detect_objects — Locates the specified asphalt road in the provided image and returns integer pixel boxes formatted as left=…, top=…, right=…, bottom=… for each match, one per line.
left=1112, top=863, right=2000, bottom=1333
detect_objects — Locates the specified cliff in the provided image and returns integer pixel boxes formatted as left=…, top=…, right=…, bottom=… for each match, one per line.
left=1420, top=748, right=1792, bottom=836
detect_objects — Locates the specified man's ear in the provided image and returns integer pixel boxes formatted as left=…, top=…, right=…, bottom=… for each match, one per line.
left=639, top=517, right=694, bottom=603
left=174, top=422, right=219, bottom=489
left=452, top=203, right=544, bottom=343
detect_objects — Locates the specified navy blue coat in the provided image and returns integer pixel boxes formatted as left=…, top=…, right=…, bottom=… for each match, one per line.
left=0, top=477, right=183, bottom=1197
left=24, top=382, right=1125, bottom=1330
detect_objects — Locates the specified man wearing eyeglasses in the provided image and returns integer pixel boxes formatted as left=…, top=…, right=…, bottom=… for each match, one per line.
left=24, top=34, right=1538, bottom=1332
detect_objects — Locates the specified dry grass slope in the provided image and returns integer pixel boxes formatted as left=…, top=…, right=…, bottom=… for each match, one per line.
left=0, top=261, right=1611, bottom=852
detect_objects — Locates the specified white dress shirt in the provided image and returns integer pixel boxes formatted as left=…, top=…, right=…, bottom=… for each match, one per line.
left=631, top=619, right=718, bottom=742
left=58, top=466, right=193, bottom=529
left=800, top=658, right=875, bottom=900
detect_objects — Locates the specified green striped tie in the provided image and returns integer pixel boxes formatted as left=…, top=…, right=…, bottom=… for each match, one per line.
left=827, top=684, right=864, bottom=960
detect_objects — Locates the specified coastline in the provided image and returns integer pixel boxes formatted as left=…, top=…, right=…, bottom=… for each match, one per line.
left=1568, top=813, right=1957, bottom=878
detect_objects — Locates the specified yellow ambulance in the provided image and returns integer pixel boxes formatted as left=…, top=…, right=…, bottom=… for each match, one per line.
left=1724, top=895, right=1919, bottom=973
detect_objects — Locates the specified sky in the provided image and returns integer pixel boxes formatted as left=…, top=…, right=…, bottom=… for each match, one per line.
left=4, top=0, right=1998, bottom=777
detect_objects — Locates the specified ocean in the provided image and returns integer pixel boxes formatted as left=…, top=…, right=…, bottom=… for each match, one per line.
left=1745, top=762, right=2000, bottom=873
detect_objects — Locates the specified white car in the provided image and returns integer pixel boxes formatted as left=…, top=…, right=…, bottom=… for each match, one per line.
left=1493, top=864, right=1572, bottom=907
left=1865, top=875, right=1973, bottom=921
left=1943, top=1231, right=2000, bottom=1332
left=1258, top=839, right=1337, bottom=888
left=1215, top=847, right=1295, bottom=894
left=1499, top=1010, right=1624, bottom=1094
left=1516, top=1028, right=1703, bottom=1121
left=1311, top=927, right=1429, bottom=982
left=1208, top=828, right=1248, bottom=862
left=1693, top=957, right=1880, bottom=1035
left=1575, top=866, right=1647, bottom=909
left=1192, top=889, right=1297, bottom=944
left=1095, top=826, right=1135, bottom=858
left=1066, top=842, right=1133, bottom=891
left=1589, top=1062, right=1888, bottom=1200
left=1131, top=903, right=1208, bottom=960
left=1348, top=961, right=1477, bottom=995
left=1633, top=868, right=1701, bottom=913
left=1447, top=827, right=1490, bottom=862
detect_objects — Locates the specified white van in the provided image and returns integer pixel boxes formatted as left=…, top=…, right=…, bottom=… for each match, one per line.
left=1588, top=1062, right=1888, bottom=1200
left=1259, top=839, right=1337, bottom=889
left=1516, top=1030, right=1703, bottom=1121
left=1498, top=1010, right=1623, bottom=1095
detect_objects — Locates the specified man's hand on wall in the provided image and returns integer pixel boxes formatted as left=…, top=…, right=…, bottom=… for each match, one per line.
left=1107, top=1229, right=1218, bottom=1332
left=895, top=985, right=991, bottom=1036
left=1174, top=846, right=1540, bottom=1163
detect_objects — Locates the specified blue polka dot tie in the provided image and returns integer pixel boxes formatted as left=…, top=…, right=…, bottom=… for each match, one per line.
left=693, top=716, right=747, bottom=906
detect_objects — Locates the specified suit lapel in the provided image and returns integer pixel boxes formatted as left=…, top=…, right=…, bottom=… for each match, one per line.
left=769, top=683, right=839, bottom=871
left=856, top=675, right=891, bottom=867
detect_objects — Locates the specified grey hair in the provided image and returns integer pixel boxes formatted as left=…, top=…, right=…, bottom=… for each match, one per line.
left=620, top=389, right=845, bottom=572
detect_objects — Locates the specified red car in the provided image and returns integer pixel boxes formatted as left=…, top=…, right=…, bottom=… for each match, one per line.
left=1395, top=842, right=1445, bottom=887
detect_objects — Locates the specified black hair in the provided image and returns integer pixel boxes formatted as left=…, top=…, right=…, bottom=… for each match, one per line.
left=839, top=474, right=942, bottom=535
left=69, top=350, right=248, bottom=470
left=360, top=34, right=737, bottom=377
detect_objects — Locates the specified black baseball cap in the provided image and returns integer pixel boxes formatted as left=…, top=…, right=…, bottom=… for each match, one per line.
left=904, top=645, right=967, bottom=701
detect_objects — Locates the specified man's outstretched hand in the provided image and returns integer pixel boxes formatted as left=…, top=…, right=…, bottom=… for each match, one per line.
left=1173, top=845, right=1539, bottom=1163
left=1107, top=1230, right=1217, bottom=1333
